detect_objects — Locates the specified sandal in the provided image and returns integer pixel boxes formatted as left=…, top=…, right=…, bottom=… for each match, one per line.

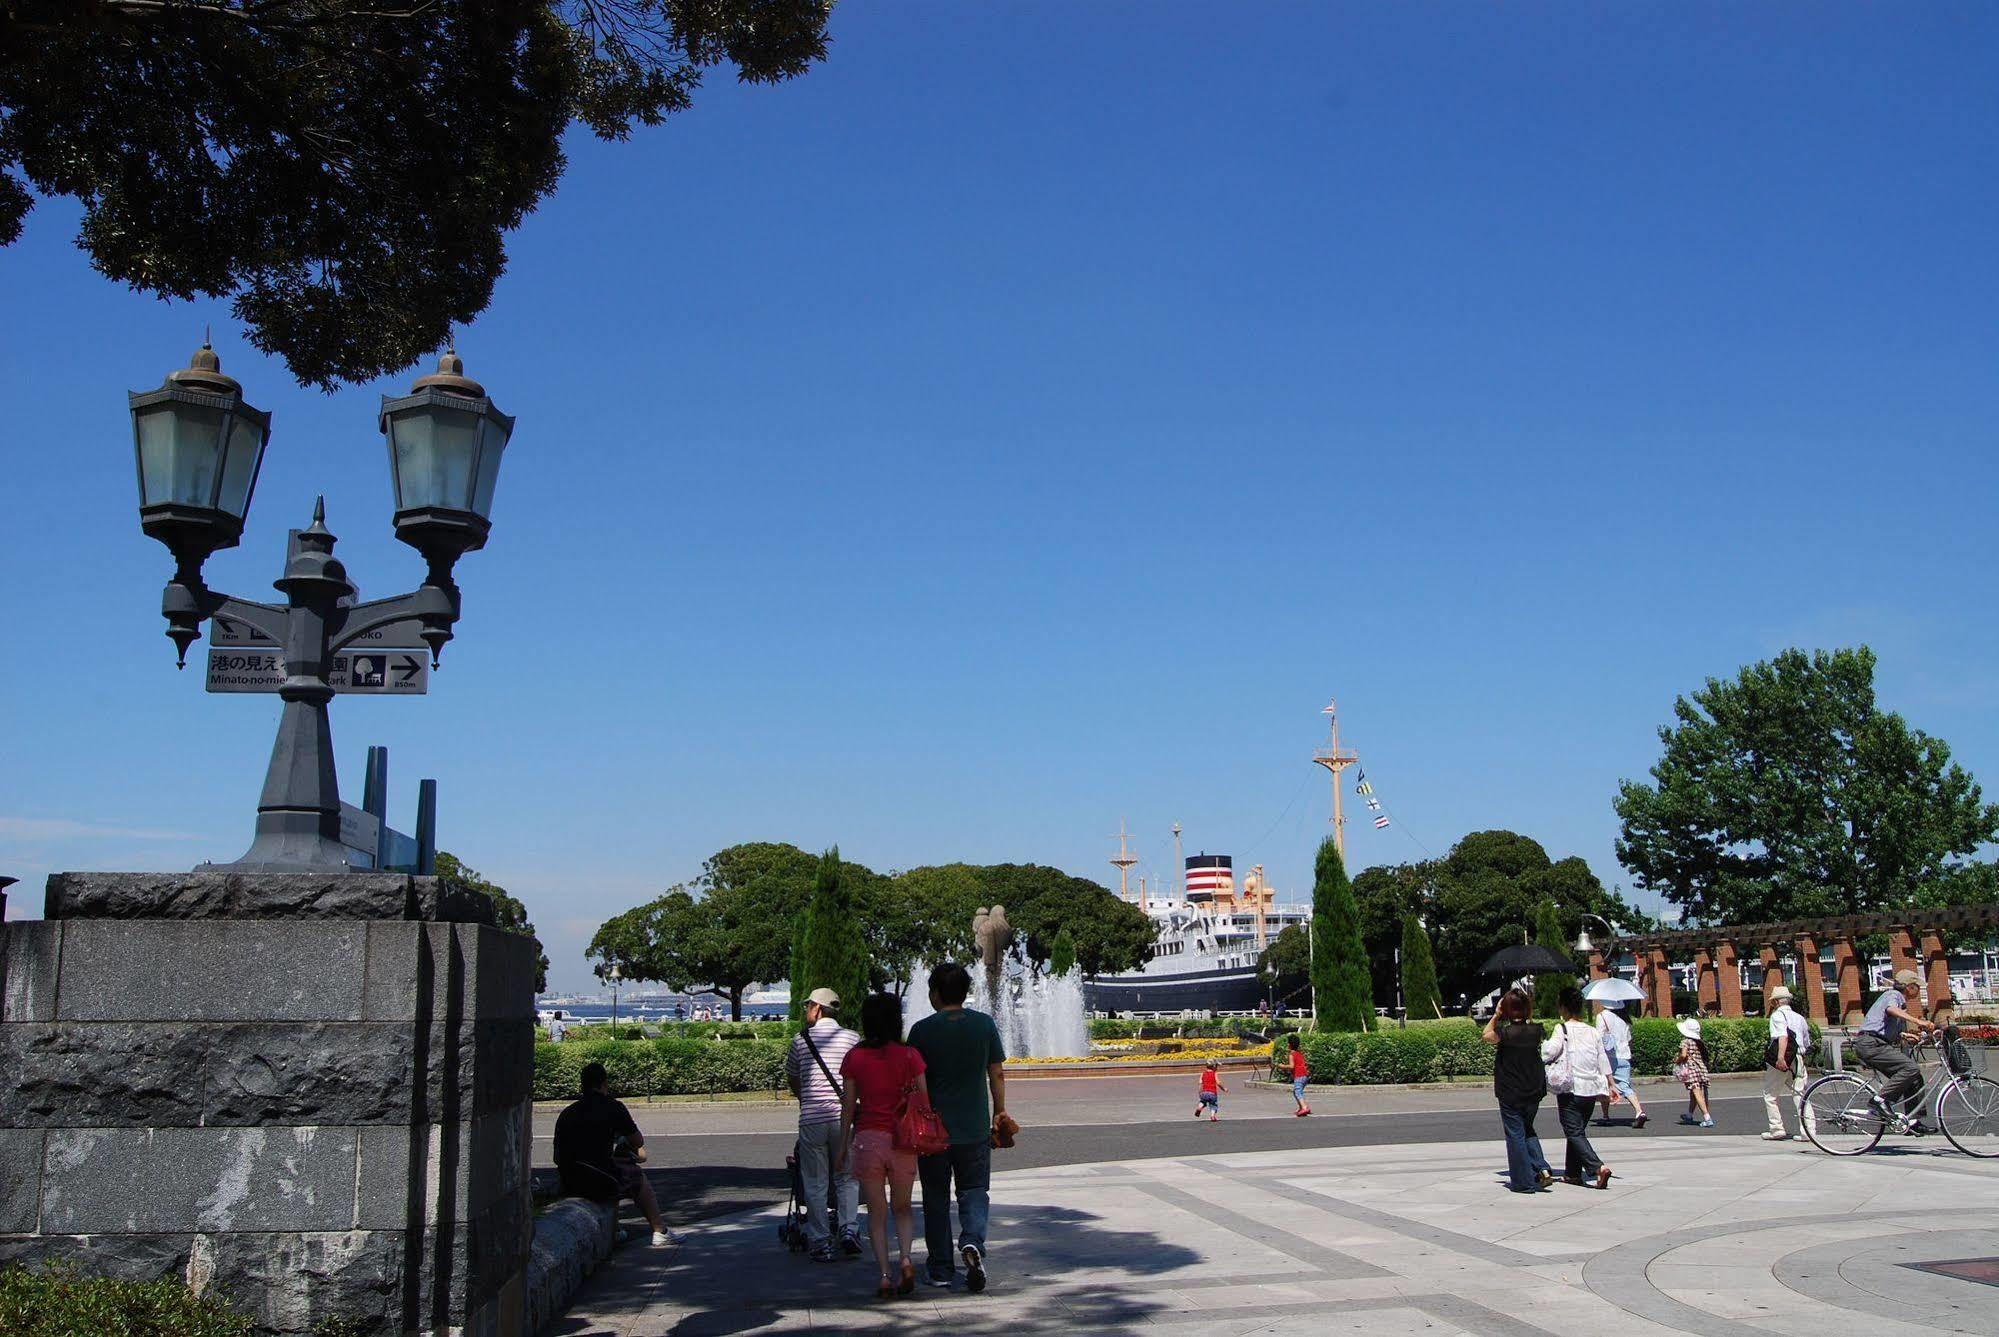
left=897, top=1260, right=916, bottom=1296
left=875, top=1277, right=896, bottom=1301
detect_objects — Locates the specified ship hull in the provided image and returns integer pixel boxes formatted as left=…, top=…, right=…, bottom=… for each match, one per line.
left=1083, top=966, right=1266, bottom=1015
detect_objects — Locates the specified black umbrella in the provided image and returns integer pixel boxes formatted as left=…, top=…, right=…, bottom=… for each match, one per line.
left=1479, top=943, right=1581, bottom=976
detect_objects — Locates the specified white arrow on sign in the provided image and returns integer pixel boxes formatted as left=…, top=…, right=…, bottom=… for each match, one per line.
left=211, top=616, right=429, bottom=648
left=205, top=649, right=429, bottom=695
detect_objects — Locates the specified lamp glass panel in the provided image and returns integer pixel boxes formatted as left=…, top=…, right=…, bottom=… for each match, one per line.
left=215, top=412, right=266, bottom=518
left=469, top=418, right=509, bottom=519
left=136, top=400, right=226, bottom=507
left=391, top=403, right=482, bottom=511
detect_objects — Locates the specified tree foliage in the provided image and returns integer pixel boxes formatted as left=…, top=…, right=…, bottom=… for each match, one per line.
left=1615, top=647, right=1999, bottom=926
left=1530, top=897, right=1574, bottom=1020
left=435, top=850, right=547, bottom=992
left=0, top=1, right=832, bottom=387
left=1351, top=832, right=1648, bottom=1010
left=1399, top=912, right=1442, bottom=1020
left=1310, top=838, right=1372, bottom=1033
left=980, top=863, right=1154, bottom=977
left=789, top=847, right=869, bottom=1024
left=1257, top=923, right=1311, bottom=1008
left=1047, top=928, right=1077, bottom=979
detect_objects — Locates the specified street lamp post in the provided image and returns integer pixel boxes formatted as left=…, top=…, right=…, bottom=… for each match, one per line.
left=610, top=963, right=623, bottom=1028
left=130, top=344, right=514, bottom=871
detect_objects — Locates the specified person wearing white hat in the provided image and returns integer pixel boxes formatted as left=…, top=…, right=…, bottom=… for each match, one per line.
left=1855, top=968, right=1935, bottom=1131
left=1760, top=985, right=1814, bottom=1140
left=1674, top=1018, right=1713, bottom=1127
left=786, top=986, right=863, bottom=1260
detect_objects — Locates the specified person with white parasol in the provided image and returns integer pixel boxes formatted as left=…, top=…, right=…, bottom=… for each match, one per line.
left=1584, top=977, right=1648, bottom=1128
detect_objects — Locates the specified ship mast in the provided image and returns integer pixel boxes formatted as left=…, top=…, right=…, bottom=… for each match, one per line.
left=1310, top=698, right=1359, bottom=865
left=1109, top=818, right=1138, bottom=903
left=1171, top=821, right=1184, bottom=898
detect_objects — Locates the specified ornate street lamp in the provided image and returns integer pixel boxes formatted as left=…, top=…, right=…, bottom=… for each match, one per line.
left=610, top=963, right=623, bottom=1027
left=131, top=344, right=515, bottom=871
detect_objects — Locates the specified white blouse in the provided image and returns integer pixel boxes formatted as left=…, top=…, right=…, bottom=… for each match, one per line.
left=1542, top=1019, right=1609, bottom=1098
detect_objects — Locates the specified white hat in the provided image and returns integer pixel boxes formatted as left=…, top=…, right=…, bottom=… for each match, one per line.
left=1677, top=1018, right=1703, bottom=1040
left=806, top=987, right=840, bottom=1011
left=1767, top=986, right=1794, bottom=1005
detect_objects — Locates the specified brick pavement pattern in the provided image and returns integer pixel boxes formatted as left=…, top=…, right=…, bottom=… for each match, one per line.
left=550, top=1136, right=1998, bottom=1335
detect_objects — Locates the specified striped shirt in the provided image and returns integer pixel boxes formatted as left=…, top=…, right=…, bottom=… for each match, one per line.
left=786, top=1019, right=860, bottom=1126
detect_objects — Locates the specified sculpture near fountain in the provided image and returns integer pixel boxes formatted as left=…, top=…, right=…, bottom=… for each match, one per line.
left=972, top=903, right=1014, bottom=1008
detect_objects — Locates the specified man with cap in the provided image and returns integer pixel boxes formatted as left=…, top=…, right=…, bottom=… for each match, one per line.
left=1760, top=985, right=1814, bottom=1140
left=1854, top=968, right=1936, bottom=1131
left=786, top=987, right=862, bottom=1260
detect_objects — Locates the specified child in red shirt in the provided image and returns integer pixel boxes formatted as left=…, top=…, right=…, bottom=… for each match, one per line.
left=1195, top=1060, right=1227, bottom=1122
left=1287, top=1034, right=1311, bottom=1117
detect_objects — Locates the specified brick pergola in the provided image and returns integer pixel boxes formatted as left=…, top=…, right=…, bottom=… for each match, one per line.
left=1591, top=903, right=1999, bottom=1023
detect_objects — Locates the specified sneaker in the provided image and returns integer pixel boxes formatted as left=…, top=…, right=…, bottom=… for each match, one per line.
left=1632, top=1114, right=1648, bottom=1128
left=809, top=1243, right=839, bottom=1263
left=1760, top=1131, right=1792, bottom=1141
left=1677, top=1114, right=1698, bottom=1125
left=1194, top=1108, right=1204, bottom=1119
left=651, top=1229, right=679, bottom=1248
left=1698, top=1118, right=1714, bottom=1128
left=840, top=1230, right=863, bottom=1257
left=926, top=1273, right=953, bottom=1289
left=961, top=1244, right=986, bottom=1294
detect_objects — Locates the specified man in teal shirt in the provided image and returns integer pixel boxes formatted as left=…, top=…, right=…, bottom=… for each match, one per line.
left=907, top=962, right=1006, bottom=1292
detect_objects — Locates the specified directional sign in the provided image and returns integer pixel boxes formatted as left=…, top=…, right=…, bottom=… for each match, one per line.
left=205, top=649, right=429, bottom=695
left=211, top=615, right=428, bottom=648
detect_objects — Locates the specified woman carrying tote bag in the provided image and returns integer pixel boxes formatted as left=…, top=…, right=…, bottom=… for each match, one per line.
left=1541, top=984, right=1614, bottom=1189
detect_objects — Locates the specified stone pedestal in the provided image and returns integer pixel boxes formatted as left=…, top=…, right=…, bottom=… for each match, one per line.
left=0, top=873, right=536, bottom=1336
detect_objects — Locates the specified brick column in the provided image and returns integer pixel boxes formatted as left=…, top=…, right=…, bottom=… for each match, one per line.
left=1920, top=930, right=1949, bottom=1008
left=1715, top=941, right=1744, bottom=1016
left=1588, top=949, right=1607, bottom=982
left=1889, top=928, right=1918, bottom=996
left=1693, top=947, right=1718, bottom=1013
left=1649, top=948, right=1675, bottom=1018
left=1832, top=937, right=1863, bottom=1023
left=1795, top=934, right=1826, bottom=1023
left=1759, top=945, right=1785, bottom=999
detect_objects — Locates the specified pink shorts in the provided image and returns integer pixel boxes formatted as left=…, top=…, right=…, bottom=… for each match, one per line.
left=850, top=1129, right=916, bottom=1190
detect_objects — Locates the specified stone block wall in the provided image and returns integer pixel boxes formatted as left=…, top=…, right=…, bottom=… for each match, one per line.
left=0, top=875, right=537, bottom=1335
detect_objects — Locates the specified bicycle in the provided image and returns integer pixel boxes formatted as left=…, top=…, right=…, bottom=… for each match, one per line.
left=1800, top=1026, right=1999, bottom=1158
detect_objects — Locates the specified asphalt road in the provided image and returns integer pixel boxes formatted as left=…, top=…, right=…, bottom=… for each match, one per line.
left=533, top=1072, right=1777, bottom=1229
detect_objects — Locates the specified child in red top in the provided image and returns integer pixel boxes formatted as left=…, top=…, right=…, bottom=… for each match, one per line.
left=1287, top=1034, right=1311, bottom=1117
left=1195, top=1060, right=1228, bottom=1122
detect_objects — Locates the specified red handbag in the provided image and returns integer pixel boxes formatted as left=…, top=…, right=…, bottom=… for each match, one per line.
left=893, top=1050, right=951, bottom=1155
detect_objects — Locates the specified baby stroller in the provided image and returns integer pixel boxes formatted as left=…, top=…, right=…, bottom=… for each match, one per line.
left=776, top=1140, right=833, bottom=1252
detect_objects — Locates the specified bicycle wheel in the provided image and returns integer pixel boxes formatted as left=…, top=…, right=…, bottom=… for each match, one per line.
left=1802, top=1072, right=1885, bottom=1155
left=1937, top=1075, right=1999, bottom=1158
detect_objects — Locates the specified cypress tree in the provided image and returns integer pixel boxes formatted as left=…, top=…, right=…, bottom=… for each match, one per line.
left=1531, top=897, right=1575, bottom=1020
left=1400, top=912, right=1443, bottom=1020
left=789, top=847, right=870, bottom=1025
left=1311, top=837, right=1373, bottom=1032
left=1048, top=927, right=1078, bottom=979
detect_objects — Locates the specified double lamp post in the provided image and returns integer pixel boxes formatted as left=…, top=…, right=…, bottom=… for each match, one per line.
left=129, top=342, right=516, bottom=871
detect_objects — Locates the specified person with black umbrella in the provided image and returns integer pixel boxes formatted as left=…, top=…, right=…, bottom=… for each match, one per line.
left=1481, top=987, right=1553, bottom=1193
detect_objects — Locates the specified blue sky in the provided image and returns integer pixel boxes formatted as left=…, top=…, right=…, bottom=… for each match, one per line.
left=3, top=4, right=1995, bottom=993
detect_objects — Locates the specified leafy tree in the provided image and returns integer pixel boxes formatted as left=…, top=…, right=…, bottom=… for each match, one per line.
left=1310, top=838, right=1372, bottom=1033
left=1530, top=898, right=1574, bottom=1020
left=890, top=864, right=987, bottom=973
left=1048, top=928, right=1077, bottom=979
left=1, top=1, right=831, bottom=387
left=585, top=841, right=831, bottom=1019
left=1615, top=647, right=1999, bottom=925
left=789, top=847, right=869, bottom=1023
left=979, top=864, right=1155, bottom=977
left=435, top=851, right=547, bottom=992
left=1352, top=861, right=1430, bottom=1007
left=1399, top=912, right=1443, bottom=1020
left=1257, top=923, right=1311, bottom=1009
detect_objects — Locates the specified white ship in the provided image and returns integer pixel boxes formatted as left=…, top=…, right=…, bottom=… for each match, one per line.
left=1082, top=850, right=1307, bottom=1015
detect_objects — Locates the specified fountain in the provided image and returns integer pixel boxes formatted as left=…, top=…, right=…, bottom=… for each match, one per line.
left=901, top=903, right=1089, bottom=1058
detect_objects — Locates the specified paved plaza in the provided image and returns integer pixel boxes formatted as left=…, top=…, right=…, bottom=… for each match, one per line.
left=548, top=1114, right=1997, bottom=1335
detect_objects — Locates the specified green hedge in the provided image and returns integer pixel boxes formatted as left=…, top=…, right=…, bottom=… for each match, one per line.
left=1278, top=1017, right=1814, bottom=1086
left=534, top=1035, right=789, bottom=1100
left=0, top=1263, right=252, bottom=1336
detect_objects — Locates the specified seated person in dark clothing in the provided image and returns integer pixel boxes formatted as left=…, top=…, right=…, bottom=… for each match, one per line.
left=553, top=1062, right=674, bottom=1246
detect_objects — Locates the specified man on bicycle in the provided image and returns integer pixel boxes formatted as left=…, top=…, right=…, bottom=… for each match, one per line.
left=1854, top=968, right=1936, bottom=1129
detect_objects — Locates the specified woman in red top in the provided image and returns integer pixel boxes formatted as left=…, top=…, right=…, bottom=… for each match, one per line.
left=1287, top=1034, right=1312, bottom=1116
left=834, top=993, right=931, bottom=1299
